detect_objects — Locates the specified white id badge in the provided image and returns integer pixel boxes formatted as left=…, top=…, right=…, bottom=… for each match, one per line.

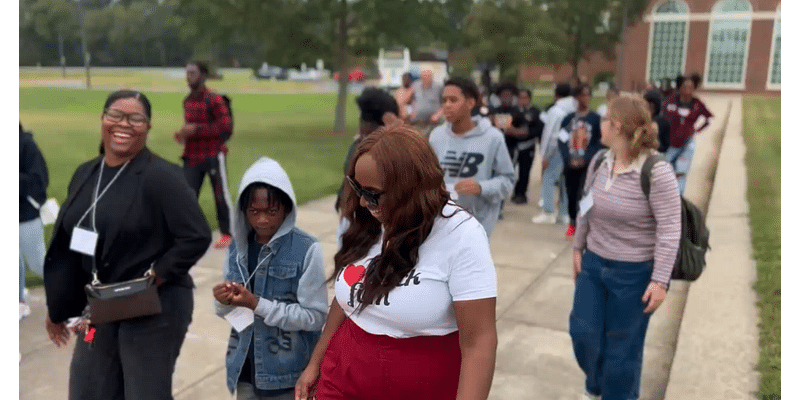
left=558, top=128, right=570, bottom=143
left=578, top=193, right=594, bottom=217
left=224, top=307, right=255, bottom=332
left=70, top=227, right=99, bottom=256
left=445, top=183, right=459, bottom=201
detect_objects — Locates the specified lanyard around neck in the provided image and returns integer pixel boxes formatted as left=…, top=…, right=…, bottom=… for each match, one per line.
left=76, top=160, right=130, bottom=232
left=237, top=245, right=271, bottom=289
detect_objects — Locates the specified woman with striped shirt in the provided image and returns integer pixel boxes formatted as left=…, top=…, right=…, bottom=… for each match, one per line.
left=569, top=94, right=681, bottom=400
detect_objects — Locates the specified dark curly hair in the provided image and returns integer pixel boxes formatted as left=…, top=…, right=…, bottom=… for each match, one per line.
left=356, top=87, right=399, bottom=125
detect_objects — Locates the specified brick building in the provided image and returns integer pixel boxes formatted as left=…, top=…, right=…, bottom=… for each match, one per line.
left=519, top=0, right=781, bottom=93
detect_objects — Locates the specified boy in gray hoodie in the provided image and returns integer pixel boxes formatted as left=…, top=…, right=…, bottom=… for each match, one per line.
left=429, top=77, right=516, bottom=236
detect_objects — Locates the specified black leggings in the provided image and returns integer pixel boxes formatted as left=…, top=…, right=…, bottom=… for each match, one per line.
left=564, top=166, right=588, bottom=225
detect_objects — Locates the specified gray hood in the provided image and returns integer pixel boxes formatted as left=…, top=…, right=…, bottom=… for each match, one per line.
left=232, top=157, right=298, bottom=253
left=439, top=115, right=494, bottom=139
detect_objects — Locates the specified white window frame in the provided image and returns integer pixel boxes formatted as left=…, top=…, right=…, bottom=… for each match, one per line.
left=645, top=0, right=691, bottom=84
left=703, top=0, right=753, bottom=90
left=766, top=4, right=780, bottom=91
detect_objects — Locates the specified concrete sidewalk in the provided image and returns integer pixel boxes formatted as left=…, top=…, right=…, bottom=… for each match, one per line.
left=19, top=94, right=757, bottom=400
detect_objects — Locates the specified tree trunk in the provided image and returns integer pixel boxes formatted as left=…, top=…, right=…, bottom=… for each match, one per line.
left=618, top=0, right=630, bottom=90
left=78, top=0, right=91, bottom=89
left=571, top=16, right=581, bottom=85
left=58, top=30, right=65, bottom=78
left=332, top=0, right=348, bottom=134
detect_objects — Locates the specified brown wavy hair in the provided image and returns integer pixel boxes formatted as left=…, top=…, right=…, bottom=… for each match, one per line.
left=332, top=124, right=455, bottom=312
left=608, top=93, right=660, bottom=155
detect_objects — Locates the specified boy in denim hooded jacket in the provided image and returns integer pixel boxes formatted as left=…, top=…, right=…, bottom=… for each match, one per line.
left=213, top=157, right=328, bottom=399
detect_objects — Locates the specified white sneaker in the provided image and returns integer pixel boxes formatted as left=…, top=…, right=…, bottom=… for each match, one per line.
left=19, top=303, right=31, bottom=320
left=580, top=392, right=600, bottom=400
left=532, top=212, right=557, bottom=224
left=560, top=215, right=571, bottom=225
left=538, top=198, right=544, bottom=208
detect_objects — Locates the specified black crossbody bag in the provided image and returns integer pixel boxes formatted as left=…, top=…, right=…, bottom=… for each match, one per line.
left=84, top=262, right=162, bottom=324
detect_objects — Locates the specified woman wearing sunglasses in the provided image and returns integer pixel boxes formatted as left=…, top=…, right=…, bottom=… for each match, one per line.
left=295, top=124, right=498, bottom=400
left=42, top=90, right=211, bottom=400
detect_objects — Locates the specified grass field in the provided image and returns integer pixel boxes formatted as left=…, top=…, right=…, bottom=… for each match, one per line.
left=741, top=95, right=781, bottom=398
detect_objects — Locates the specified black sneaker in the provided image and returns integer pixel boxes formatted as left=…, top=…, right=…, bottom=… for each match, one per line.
left=511, top=195, right=528, bottom=205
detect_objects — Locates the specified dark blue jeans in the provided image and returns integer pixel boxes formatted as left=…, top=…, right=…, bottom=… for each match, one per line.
left=569, top=250, right=653, bottom=400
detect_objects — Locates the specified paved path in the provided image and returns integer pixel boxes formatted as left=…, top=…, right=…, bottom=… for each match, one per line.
left=20, top=94, right=758, bottom=400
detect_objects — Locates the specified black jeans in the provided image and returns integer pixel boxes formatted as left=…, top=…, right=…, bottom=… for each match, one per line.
left=513, top=146, right=535, bottom=198
left=564, top=165, right=588, bottom=225
left=68, top=284, right=194, bottom=400
left=183, top=153, right=233, bottom=235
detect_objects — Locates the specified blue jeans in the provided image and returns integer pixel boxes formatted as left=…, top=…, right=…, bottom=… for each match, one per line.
left=541, top=152, right=568, bottom=217
left=569, top=250, right=653, bottom=400
left=664, top=136, right=696, bottom=195
left=19, top=218, right=46, bottom=302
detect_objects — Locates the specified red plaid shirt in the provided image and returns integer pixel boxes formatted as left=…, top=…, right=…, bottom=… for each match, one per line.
left=182, top=87, right=232, bottom=166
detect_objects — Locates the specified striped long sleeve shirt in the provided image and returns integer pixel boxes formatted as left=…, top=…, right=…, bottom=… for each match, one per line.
left=573, top=150, right=682, bottom=284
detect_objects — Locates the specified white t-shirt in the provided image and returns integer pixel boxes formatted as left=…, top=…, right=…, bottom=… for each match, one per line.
left=334, top=203, right=497, bottom=338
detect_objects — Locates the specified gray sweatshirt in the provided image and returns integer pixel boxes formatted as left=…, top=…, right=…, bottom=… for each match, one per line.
left=429, top=116, right=516, bottom=236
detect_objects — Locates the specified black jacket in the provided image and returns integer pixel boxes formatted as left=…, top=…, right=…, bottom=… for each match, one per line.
left=20, top=128, right=49, bottom=222
left=655, top=115, right=672, bottom=153
left=44, top=148, right=212, bottom=323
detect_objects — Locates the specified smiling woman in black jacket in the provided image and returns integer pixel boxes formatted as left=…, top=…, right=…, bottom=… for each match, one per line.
left=43, top=90, right=212, bottom=400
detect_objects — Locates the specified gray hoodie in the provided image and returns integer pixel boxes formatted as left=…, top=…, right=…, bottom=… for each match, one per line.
left=214, top=157, right=328, bottom=332
left=429, top=116, right=516, bottom=236
left=541, top=96, right=578, bottom=160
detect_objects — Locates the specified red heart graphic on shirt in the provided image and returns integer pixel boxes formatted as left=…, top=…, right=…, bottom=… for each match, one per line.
left=343, top=264, right=366, bottom=286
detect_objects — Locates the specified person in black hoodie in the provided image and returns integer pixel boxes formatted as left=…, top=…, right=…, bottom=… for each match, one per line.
left=334, top=87, right=399, bottom=214
left=19, top=123, right=49, bottom=319
left=643, top=90, right=672, bottom=154
left=511, top=89, right=544, bottom=204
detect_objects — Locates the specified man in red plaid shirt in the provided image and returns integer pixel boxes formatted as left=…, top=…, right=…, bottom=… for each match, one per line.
left=174, top=61, right=234, bottom=249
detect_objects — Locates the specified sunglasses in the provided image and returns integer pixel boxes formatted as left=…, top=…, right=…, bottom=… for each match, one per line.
left=346, top=176, right=384, bottom=209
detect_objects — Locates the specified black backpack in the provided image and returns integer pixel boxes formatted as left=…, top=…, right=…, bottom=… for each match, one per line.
left=592, top=150, right=710, bottom=281
left=206, top=93, right=233, bottom=142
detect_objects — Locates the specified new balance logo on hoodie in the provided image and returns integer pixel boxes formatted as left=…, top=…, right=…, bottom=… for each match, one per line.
left=441, top=151, right=485, bottom=178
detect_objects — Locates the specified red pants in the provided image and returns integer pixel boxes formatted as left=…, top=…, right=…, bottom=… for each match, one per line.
left=316, top=318, right=461, bottom=400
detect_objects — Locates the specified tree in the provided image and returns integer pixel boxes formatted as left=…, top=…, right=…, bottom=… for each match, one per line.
left=465, top=0, right=567, bottom=81
left=532, top=0, right=650, bottom=83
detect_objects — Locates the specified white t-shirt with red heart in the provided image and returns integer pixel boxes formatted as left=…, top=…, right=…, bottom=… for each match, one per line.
left=334, top=203, right=498, bottom=338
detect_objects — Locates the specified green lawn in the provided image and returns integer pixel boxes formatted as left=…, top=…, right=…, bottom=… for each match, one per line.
left=741, top=95, right=780, bottom=399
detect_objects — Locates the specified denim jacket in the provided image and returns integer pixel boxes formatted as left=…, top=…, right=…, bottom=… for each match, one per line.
left=214, top=157, right=328, bottom=393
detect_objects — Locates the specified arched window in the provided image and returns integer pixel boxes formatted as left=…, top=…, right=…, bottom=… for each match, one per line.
left=767, top=4, right=780, bottom=89
left=704, top=0, right=752, bottom=88
left=646, top=0, right=690, bottom=83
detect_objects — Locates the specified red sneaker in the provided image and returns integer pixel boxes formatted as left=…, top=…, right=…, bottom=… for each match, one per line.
left=565, top=225, right=576, bottom=238
left=214, top=234, right=232, bottom=249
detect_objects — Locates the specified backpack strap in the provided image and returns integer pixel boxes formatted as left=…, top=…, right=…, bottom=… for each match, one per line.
left=592, top=149, right=608, bottom=173
left=640, top=153, right=668, bottom=200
